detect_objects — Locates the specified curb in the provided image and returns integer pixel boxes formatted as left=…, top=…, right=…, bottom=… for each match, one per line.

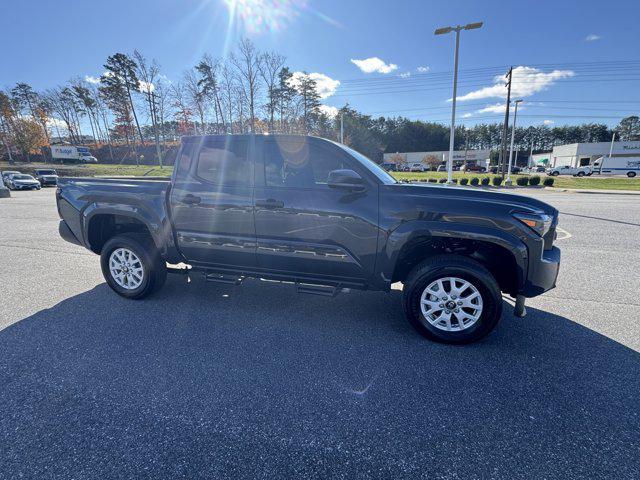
left=547, top=187, right=640, bottom=196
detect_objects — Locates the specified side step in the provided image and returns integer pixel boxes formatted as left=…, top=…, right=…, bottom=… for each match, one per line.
left=205, top=273, right=243, bottom=286
left=296, top=283, right=341, bottom=297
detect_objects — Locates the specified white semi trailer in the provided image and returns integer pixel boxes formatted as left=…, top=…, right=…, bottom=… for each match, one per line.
left=51, top=145, right=98, bottom=164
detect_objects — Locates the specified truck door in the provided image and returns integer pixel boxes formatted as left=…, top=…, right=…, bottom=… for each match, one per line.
left=253, top=137, right=379, bottom=284
left=169, top=137, right=257, bottom=269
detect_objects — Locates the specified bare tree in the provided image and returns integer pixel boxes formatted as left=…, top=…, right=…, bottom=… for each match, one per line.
left=153, top=78, right=170, bottom=141
left=230, top=38, right=262, bottom=132
left=170, top=81, right=194, bottom=136
left=45, top=87, right=82, bottom=143
left=259, top=52, right=285, bottom=132
left=134, top=50, right=164, bottom=166
left=219, top=61, right=236, bottom=133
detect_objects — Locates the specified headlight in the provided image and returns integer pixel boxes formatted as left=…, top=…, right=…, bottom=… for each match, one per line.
left=513, top=212, right=553, bottom=237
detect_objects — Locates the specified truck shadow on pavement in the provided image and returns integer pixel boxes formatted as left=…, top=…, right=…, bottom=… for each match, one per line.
left=1, top=276, right=639, bottom=479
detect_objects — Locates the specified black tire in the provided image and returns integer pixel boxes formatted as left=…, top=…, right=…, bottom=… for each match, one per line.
left=402, top=255, right=503, bottom=344
left=100, top=233, right=167, bottom=299
left=628, top=172, right=636, bottom=178
left=550, top=171, right=559, bottom=176
left=576, top=172, right=585, bottom=177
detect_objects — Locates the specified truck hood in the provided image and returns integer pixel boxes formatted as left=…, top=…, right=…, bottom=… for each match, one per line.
left=387, top=182, right=558, bottom=217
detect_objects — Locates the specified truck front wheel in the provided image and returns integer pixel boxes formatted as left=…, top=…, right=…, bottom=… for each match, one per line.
left=100, top=233, right=167, bottom=299
left=402, top=255, right=503, bottom=344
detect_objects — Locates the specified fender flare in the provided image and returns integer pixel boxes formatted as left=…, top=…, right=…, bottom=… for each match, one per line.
left=377, top=220, right=528, bottom=286
left=82, top=203, right=168, bottom=255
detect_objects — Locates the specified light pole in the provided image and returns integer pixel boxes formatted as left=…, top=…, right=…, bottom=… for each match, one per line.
left=435, top=21, right=483, bottom=185
left=506, top=99, right=523, bottom=185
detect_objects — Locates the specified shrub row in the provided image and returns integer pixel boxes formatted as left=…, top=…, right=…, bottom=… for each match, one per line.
left=414, top=175, right=553, bottom=188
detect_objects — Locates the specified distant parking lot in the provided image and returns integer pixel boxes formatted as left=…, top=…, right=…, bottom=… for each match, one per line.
left=1, top=188, right=639, bottom=478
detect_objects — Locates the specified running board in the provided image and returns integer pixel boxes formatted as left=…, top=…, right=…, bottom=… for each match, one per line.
left=296, top=283, right=342, bottom=297
left=205, top=273, right=243, bottom=286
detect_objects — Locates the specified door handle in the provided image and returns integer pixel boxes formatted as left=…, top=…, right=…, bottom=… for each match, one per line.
left=181, top=194, right=201, bottom=205
left=255, top=198, right=284, bottom=209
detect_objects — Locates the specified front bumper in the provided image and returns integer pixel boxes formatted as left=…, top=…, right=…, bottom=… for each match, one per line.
left=13, top=184, right=40, bottom=190
left=521, top=246, right=560, bottom=297
left=59, top=220, right=82, bottom=246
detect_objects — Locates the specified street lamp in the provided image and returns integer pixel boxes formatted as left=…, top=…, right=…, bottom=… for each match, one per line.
left=506, top=99, right=523, bottom=185
left=435, top=21, right=483, bottom=185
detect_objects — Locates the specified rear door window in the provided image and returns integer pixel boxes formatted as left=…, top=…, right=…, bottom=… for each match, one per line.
left=196, top=138, right=251, bottom=186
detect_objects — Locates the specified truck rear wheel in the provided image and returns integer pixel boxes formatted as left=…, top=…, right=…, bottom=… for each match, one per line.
left=100, top=233, right=167, bottom=299
left=402, top=255, right=503, bottom=344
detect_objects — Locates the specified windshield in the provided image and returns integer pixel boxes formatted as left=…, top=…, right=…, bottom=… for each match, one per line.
left=37, top=170, right=56, bottom=175
left=336, top=143, right=397, bottom=184
left=13, top=175, right=33, bottom=180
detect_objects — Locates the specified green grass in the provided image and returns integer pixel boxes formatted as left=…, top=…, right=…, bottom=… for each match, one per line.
left=0, top=162, right=173, bottom=178
left=390, top=171, right=640, bottom=191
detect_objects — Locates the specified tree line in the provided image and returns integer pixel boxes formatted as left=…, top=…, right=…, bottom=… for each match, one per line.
left=1, top=38, right=639, bottom=164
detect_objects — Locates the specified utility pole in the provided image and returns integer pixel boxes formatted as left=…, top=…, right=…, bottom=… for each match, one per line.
left=600, top=132, right=615, bottom=174
left=340, top=113, right=344, bottom=144
left=498, top=66, right=513, bottom=178
left=435, top=21, right=483, bottom=185
left=506, top=99, right=522, bottom=185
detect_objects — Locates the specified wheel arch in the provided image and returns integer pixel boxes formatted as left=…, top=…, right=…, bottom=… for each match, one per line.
left=380, top=221, right=528, bottom=296
left=83, top=206, right=165, bottom=255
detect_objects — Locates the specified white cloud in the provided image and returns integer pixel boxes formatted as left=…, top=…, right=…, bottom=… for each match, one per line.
left=138, top=80, right=155, bottom=93
left=84, top=75, right=101, bottom=84
left=46, top=117, right=68, bottom=129
left=319, top=105, right=339, bottom=117
left=476, top=102, right=525, bottom=115
left=477, top=103, right=508, bottom=114
left=461, top=113, right=473, bottom=118
left=289, top=72, right=340, bottom=99
left=417, top=66, right=430, bottom=73
left=543, top=119, right=555, bottom=125
left=585, top=34, right=602, bottom=42
left=399, top=72, right=411, bottom=78
left=350, top=57, right=398, bottom=74
left=455, top=66, right=574, bottom=102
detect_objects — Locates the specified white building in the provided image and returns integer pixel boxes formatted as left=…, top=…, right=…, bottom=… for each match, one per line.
left=550, top=141, right=640, bottom=167
left=383, top=149, right=490, bottom=167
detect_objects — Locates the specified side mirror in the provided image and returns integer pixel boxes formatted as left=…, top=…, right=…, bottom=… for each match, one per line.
left=327, top=169, right=365, bottom=191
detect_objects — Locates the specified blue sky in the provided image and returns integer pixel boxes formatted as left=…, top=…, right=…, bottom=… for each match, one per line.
left=1, top=0, right=639, bottom=127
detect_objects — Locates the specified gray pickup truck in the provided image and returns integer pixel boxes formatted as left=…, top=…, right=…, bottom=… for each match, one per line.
left=57, top=135, right=560, bottom=343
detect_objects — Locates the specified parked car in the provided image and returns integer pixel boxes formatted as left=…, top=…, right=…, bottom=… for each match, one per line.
left=33, top=168, right=59, bottom=186
left=547, top=165, right=591, bottom=177
left=407, top=162, right=427, bottom=172
left=535, top=166, right=547, bottom=173
left=436, top=164, right=447, bottom=172
left=591, top=156, right=640, bottom=178
left=2, top=170, right=21, bottom=187
left=489, top=165, right=521, bottom=174
left=463, top=164, right=486, bottom=173
left=381, top=162, right=398, bottom=172
left=6, top=174, right=41, bottom=190
left=57, top=135, right=560, bottom=345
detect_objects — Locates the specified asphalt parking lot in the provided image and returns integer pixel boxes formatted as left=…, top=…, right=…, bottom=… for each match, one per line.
left=1, top=188, right=639, bottom=479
